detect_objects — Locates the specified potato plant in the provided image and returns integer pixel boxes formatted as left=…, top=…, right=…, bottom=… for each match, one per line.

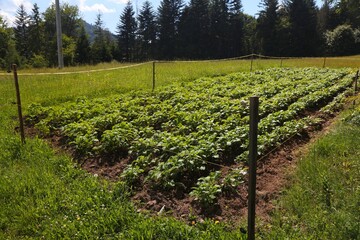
left=27, top=68, right=354, bottom=197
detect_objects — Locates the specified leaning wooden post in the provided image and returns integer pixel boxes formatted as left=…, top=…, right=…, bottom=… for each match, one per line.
left=248, top=96, right=259, bottom=240
left=355, top=70, right=359, bottom=94
left=152, top=61, right=156, bottom=92
left=280, top=58, right=283, bottom=68
left=250, top=54, right=254, bottom=72
left=322, top=57, right=327, bottom=68
left=12, top=64, right=25, bottom=144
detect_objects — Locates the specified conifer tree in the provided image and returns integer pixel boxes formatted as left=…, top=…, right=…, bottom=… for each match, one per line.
left=179, top=0, right=210, bottom=58
left=157, top=0, right=183, bottom=59
left=92, top=13, right=113, bottom=63
left=285, top=0, right=319, bottom=56
left=14, top=4, right=30, bottom=60
left=117, top=1, right=137, bottom=61
left=28, top=3, right=44, bottom=56
left=75, top=24, right=91, bottom=64
left=257, top=0, right=279, bottom=56
left=227, top=0, right=244, bottom=57
left=209, top=0, right=228, bottom=58
left=137, top=1, right=157, bottom=60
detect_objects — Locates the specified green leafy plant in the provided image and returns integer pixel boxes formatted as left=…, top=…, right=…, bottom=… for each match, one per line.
left=190, top=171, right=222, bottom=207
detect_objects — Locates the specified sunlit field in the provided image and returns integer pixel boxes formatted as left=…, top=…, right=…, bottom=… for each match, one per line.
left=1, top=55, right=359, bottom=108
left=0, top=55, right=359, bottom=239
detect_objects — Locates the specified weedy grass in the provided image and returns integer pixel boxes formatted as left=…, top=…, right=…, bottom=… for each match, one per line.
left=0, top=115, right=245, bottom=239
left=1, top=56, right=359, bottom=107
left=260, top=105, right=360, bottom=239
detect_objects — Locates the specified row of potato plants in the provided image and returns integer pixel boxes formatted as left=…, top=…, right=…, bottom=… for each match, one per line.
left=27, top=68, right=354, bottom=203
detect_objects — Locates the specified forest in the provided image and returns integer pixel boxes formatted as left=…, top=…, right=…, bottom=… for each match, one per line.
left=0, top=0, right=359, bottom=69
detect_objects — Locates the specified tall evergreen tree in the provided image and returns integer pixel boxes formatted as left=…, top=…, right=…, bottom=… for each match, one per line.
left=257, top=0, right=279, bottom=56
left=75, top=24, right=91, bottom=64
left=157, top=0, right=183, bottom=59
left=137, top=1, right=157, bottom=60
left=117, top=1, right=137, bottom=61
left=179, top=0, right=210, bottom=59
left=28, top=3, right=44, bottom=56
left=227, top=0, right=244, bottom=57
left=285, top=0, right=319, bottom=56
left=91, top=13, right=112, bottom=63
left=209, top=0, right=228, bottom=58
left=14, top=4, right=30, bottom=60
left=336, top=0, right=360, bottom=28
left=243, top=14, right=258, bottom=54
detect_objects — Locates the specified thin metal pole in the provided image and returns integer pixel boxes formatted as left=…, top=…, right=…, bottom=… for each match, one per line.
left=248, top=96, right=259, bottom=240
left=12, top=64, right=25, bottom=144
left=55, top=0, right=64, bottom=68
left=152, top=61, right=155, bottom=92
left=322, top=57, right=326, bottom=68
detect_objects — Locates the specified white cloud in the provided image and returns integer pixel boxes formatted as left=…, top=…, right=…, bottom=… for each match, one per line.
left=79, top=0, right=116, bottom=13
left=0, top=10, right=16, bottom=26
left=0, top=0, right=34, bottom=26
left=13, top=0, right=33, bottom=11
left=108, top=0, right=128, bottom=4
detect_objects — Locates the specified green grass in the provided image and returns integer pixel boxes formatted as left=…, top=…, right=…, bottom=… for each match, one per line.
left=0, top=135, right=245, bottom=239
left=1, top=56, right=359, bottom=107
left=260, top=105, right=360, bottom=239
left=0, top=56, right=359, bottom=239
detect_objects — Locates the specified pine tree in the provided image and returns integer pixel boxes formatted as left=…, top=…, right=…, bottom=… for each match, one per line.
left=91, top=13, right=112, bottom=63
left=117, top=1, right=137, bottom=61
left=336, top=0, right=360, bottom=28
left=137, top=1, right=157, bottom=60
left=14, top=4, right=30, bottom=60
left=179, top=0, right=210, bottom=59
left=209, top=0, right=228, bottom=58
left=227, top=0, right=244, bottom=57
left=285, top=0, right=319, bottom=56
left=28, top=3, right=44, bottom=56
left=157, top=0, right=183, bottom=59
left=75, top=24, right=91, bottom=64
left=256, top=0, right=279, bottom=56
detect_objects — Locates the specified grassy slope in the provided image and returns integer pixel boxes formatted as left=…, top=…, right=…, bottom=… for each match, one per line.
left=0, top=57, right=359, bottom=239
left=261, top=103, right=360, bottom=239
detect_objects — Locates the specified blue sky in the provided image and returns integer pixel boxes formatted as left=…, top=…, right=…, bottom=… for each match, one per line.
left=0, top=0, right=322, bottom=34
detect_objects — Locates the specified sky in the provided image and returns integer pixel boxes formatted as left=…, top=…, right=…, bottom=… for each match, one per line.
left=0, top=0, right=322, bottom=34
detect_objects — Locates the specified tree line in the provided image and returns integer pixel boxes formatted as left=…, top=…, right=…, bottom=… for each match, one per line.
left=0, top=0, right=359, bottom=69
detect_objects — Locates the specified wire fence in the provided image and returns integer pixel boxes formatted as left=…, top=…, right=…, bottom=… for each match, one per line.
left=2, top=53, right=359, bottom=77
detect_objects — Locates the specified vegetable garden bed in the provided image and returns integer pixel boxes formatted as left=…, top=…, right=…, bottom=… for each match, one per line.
left=26, top=67, right=355, bottom=222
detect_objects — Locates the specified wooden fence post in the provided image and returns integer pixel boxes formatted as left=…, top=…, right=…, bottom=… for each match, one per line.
left=152, top=61, right=156, bottom=92
left=250, top=54, right=254, bottom=72
left=248, top=96, right=259, bottom=240
left=355, top=70, right=359, bottom=94
left=12, top=64, right=25, bottom=144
